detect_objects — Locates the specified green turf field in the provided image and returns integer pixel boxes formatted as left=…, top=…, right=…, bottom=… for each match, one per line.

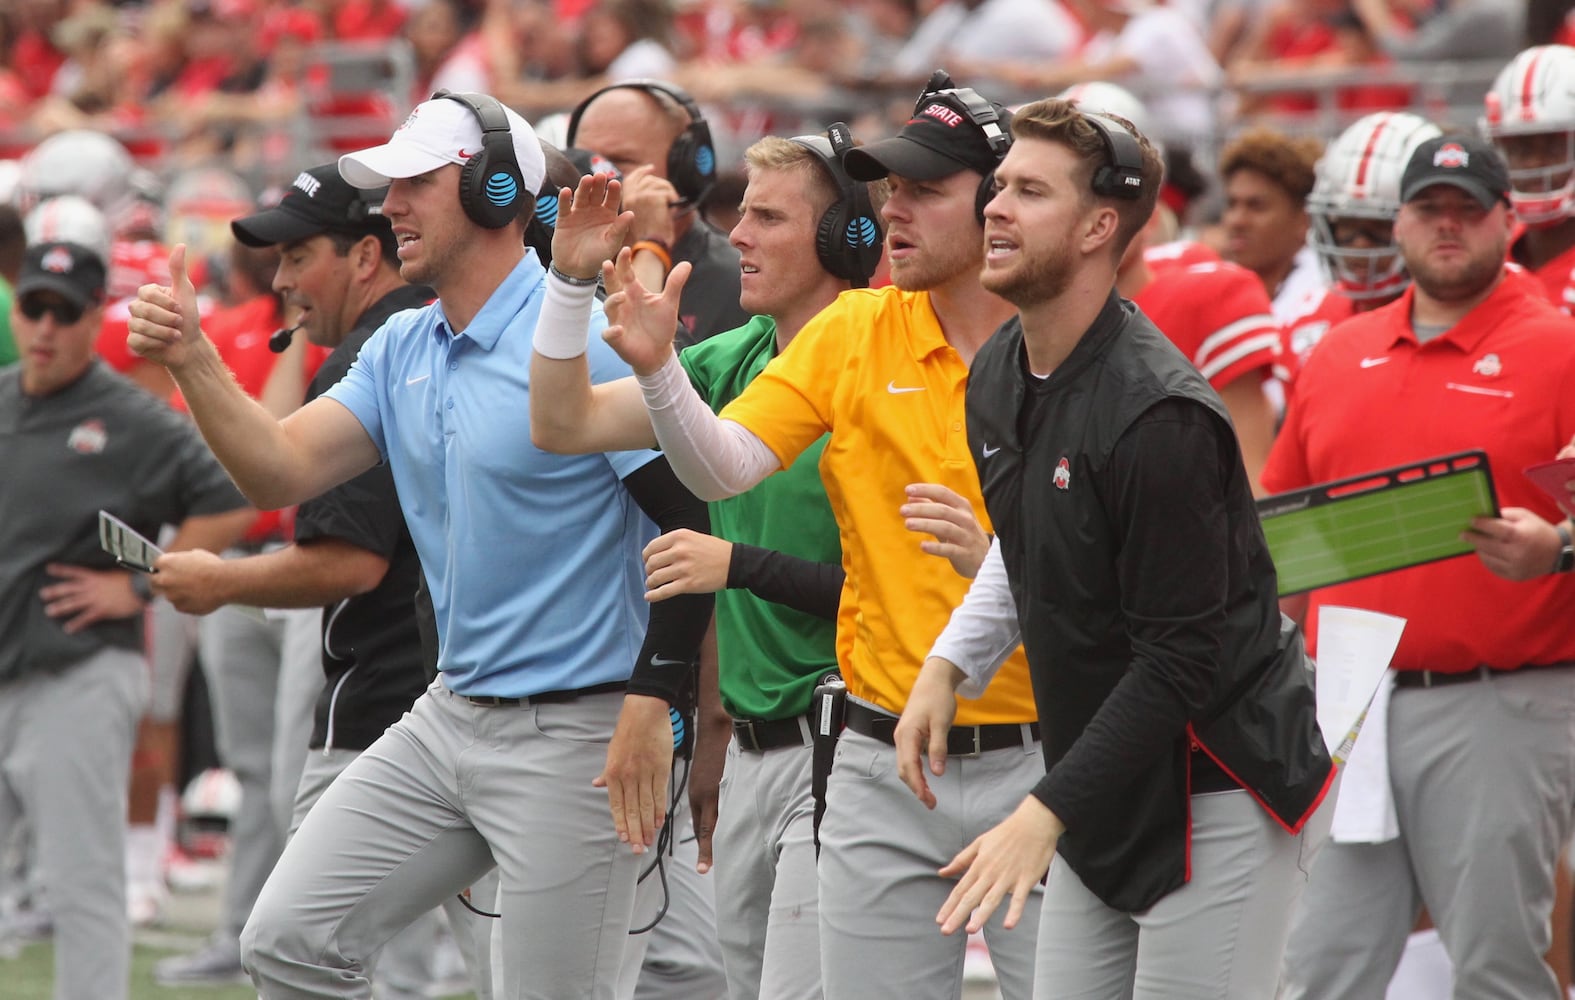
left=3, top=942, right=258, bottom=1000
left=1262, top=460, right=1496, bottom=596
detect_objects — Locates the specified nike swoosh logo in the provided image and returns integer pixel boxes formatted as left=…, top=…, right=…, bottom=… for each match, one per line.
left=649, top=656, right=690, bottom=669
left=1358, top=357, right=1390, bottom=369
left=405, top=374, right=431, bottom=386
left=887, top=381, right=925, bottom=394
left=982, top=444, right=1001, bottom=458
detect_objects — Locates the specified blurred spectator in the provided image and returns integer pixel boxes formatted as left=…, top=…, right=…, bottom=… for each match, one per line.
left=146, top=0, right=260, bottom=107
left=1227, top=2, right=1415, bottom=117
left=26, top=7, right=150, bottom=138
left=673, top=12, right=860, bottom=109
left=495, top=0, right=684, bottom=116
left=677, top=0, right=801, bottom=65
left=164, top=6, right=327, bottom=173
left=847, top=0, right=920, bottom=80
left=1218, top=125, right=1326, bottom=318
left=331, top=0, right=409, bottom=42
left=485, top=0, right=580, bottom=105
left=580, top=0, right=679, bottom=78
left=9, top=0, right=67, bottom=103
left=43, top=4, right=117, bottom=101
left=992, top=0, right=1219, bottom=139
left=407, top=0, right=491, bottom=106
left=1352, top=0, right=1527, bottom=62
left=888, top=0, right=1080, bottom=87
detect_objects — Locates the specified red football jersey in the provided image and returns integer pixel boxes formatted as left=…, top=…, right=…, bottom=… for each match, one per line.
left=1133, top=258, right=1281, bottom=392
left=1509, top=226, right=1575, bottom=315
left=1276, top=287, right=1357, bottom=388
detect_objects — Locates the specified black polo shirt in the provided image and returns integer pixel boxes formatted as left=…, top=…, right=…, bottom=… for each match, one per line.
left=297, top=284, right=434, bottom=750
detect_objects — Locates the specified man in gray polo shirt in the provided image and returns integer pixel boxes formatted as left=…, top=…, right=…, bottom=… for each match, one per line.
left=0, top=238, right=252, bottom=1000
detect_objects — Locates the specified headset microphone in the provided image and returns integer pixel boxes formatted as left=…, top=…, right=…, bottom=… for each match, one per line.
left=268, top=325, right=301, bottom=354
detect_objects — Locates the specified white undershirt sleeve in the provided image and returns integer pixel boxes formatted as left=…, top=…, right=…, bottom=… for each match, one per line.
left=636, top=353, right=781, bottom=501
left=928, top=538, right=1022, bottom=699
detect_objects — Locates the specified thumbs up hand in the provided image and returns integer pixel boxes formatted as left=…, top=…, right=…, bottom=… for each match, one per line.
left=128, top=244, right=205, bottom=370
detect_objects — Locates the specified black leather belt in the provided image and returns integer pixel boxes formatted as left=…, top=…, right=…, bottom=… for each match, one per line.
left=1386, top=665, right=1575, bottom=689
left=843, top=701, right=1038, bottom=757
left=732, top=714, right=812, bottom=753
left=461, top=680, right=626, bottom=707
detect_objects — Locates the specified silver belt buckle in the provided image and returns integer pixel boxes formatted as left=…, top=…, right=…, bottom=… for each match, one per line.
left=958, top=726, right=983, bottom=759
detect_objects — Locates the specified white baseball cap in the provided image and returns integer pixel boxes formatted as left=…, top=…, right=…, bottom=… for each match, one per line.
left=338, top=95, right=547, bottom=196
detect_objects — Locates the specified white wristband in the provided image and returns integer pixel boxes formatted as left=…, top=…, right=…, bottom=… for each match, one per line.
left=533, top=271, right=598, bottom=360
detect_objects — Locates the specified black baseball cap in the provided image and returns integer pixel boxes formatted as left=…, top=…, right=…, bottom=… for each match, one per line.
left=16, top=241, right=107, bottom=310
left=1400, top=135, right=1511, bottom=210
left=844, top=90, right=1011, bottom=182
left=231, top=164, right=389, bottom=248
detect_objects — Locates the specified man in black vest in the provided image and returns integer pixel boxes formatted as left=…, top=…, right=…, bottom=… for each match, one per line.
left=892, top=98, right=1335, bottom=998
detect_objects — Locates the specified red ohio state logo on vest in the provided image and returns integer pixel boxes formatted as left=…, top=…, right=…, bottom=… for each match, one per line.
left=1053, top=457, right=1071, bottom=490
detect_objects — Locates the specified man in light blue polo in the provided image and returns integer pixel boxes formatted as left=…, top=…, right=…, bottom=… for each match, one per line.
left=127, top=93, right=713, bottom=1000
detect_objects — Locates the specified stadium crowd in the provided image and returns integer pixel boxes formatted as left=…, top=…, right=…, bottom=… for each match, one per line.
left=7, top=1, right=1575, bottom=1000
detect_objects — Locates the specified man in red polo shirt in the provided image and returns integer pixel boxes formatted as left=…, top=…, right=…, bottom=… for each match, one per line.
left=1269, top=134, right=1575, bottom=1000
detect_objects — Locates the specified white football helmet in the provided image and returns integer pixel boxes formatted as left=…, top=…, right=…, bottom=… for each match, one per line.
left=1057, top=81, right=1152, bottom=143
left=16, top=130, right=141, bottom=234
left=1308, top=111, right=1441, bottom=300
left=1482, top=45, right=1575, bottom=226
left=24, top=195, right=112, bottom=266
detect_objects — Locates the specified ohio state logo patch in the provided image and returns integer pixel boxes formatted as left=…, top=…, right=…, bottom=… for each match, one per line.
left=67, top=418, right=107, bottom=455
left=1472, top=353, right=1502, bottom=377
left=41, top=245, right=74, bottom=273
left=1053, top=457, right=1071, bottom=490
left=1433, top=143, right=1469, bottom=169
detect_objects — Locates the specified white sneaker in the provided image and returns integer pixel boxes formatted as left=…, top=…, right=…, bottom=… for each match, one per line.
left=127, top=879, right=168, bottom=927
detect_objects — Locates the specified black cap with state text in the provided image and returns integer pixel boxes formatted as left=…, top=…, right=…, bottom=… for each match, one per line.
left=16, top=241, right=108, bottom=310
left=844, top=88, right=1011, bottom=182
left=1399, top=135, right=1511, bottom=210
left=231, top=164, right=389, bottom=248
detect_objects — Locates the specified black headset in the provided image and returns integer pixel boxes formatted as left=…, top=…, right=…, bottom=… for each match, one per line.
left=913, top=72, right=1013, bottom=224
left=790, top=123, right=882, bottom=287
left=565, top=80, right=717, bottom=208
left=433, top=90, right=525, bottom=229
left=345, top=188, right=384, bottom=224
left=1083, top=112, right=1147, bottom=201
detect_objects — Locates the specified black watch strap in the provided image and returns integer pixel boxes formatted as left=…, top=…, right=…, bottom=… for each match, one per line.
left=1555, top=523, right=1575, bottom=574
left=128, top=570, right=154, bottom=604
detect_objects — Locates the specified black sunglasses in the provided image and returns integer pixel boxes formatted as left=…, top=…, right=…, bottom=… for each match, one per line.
left=19, top=298, right=85, bottom=325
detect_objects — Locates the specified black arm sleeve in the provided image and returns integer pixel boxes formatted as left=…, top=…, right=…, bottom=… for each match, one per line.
left=621, top=456, right=715, bottom=706
left=726, top=544, right=844, bottom=621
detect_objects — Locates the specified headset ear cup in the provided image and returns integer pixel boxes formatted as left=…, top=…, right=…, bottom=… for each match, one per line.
left=666, top=130, right=698, bottom=205
left=458, top=153, right=486, bottom=227
left=849, top=211, right=881, bottom=285
left=460, top=146, right=524, bottom=229
left=976, top=171, right=996, bottom=225
left=815, top=201, right=851, bottom=281
left=666, top=121, right=716, bottom=207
